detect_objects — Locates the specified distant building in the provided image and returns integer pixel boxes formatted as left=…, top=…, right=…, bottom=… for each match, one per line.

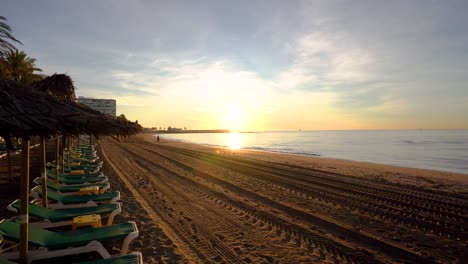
left=167, top=126, right=183, bottom=132
left=77, top=96, right=116, bottom=116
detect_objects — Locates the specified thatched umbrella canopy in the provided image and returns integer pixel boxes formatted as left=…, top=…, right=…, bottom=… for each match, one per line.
left=0, top=80, right=63, bottom=145
left=0, top=78, right=140, bottom=263
left=1, top=78, right=141, bottom=140
left=33, top=73, right=76, bottom=101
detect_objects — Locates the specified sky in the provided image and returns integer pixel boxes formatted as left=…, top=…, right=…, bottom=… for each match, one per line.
left=2, top=0, right=468, bottom=131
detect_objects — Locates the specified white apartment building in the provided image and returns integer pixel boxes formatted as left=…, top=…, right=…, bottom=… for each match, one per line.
left=77, top=96, right=116, bottom=116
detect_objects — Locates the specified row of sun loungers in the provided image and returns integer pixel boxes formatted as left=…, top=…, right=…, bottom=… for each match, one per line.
left=0, top=143, right=143, bottom=263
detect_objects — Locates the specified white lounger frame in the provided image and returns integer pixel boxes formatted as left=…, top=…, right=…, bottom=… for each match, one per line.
left=7, top=200, right=121, bottom=228
left=33, top=177, right=111, bottom=194
left=30, top=186, right=120, bottom=209
left=0, top=221, right=139, bottom=264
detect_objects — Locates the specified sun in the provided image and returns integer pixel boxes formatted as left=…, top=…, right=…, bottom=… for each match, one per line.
left=219, top=104, right=248, bottom=132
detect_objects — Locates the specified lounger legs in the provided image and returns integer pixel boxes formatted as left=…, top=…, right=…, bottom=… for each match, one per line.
left=27, top=241, right=111, bottom=264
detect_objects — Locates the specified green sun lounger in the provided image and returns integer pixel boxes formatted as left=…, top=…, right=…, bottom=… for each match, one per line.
left=46, top=175, right=107, bottom=185
left=69, top=159, right=104, bottom=166
left=7, top=200, right=121, bottom=227
left=71, top=146, right=96, bottom=152
left=47, top=162, right=101, bottom=173
left=71, top=155, right=99, bottom=161
left=70, top=151, right=98, bottom=158
left=62, top=157, right=103, bottom=166
left=0, top=257, right=16, bottom=264
left=47, top=176, right=107, bottom=185
left=0, top=219, right=138, bottom=263
left=71, top=147, right=96, bottom=152
left=46, top=169, right=107, bottom=184
left=34, top=178, right=110, bottom=193
left=76, top=252, right=143, bottom=264
left=31, top=186, right=120, bottom=206
left=47, top=161, right=100, bottom=169
left=47, top=168, right=103, bottom=178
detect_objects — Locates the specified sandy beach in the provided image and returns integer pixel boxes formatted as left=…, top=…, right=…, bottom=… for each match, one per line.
left=99, top=132, right=468, bottom=263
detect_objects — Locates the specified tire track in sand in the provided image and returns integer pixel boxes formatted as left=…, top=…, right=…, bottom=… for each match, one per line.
left=103, top=140, right=246, bottom=264
left=101, top=143, right=203, bottom=263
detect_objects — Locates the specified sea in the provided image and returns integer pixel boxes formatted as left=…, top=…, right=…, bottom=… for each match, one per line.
left=158, top=130, right=468, bottom=175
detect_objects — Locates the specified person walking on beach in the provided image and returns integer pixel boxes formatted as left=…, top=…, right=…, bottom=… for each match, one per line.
left=157, top=135, right=160, bottom=142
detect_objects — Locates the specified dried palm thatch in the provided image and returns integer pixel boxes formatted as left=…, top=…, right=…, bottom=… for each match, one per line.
left=33, top=73, right=76, bottom=101
left=0, top=78, right=141, bottom=148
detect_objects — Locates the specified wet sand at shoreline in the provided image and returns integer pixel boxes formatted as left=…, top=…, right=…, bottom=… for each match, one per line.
left=100, top=132, right=468, bottom=263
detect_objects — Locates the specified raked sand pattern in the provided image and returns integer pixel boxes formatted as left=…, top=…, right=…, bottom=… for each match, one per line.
left=99, top=133, right=468, bottom=263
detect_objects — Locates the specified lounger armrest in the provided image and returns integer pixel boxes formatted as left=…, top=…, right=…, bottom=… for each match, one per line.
left=47, top=200, right=98, bottom=209
left=27, top=240, right=111, bottom=263
left=30, top=186, right=40, bottom=200
left=129, top=252, right=143, bottom=264
left=33, top=177, right=40, bottom=185
left=121, top=221, right=139, bottom=255
left=100, top=183, right=111, bottom=194
left=98, top=176, right=108, bottom=184
left=6, top=199, right=20, bottom=213
left=106, top=202, right=122, bottom=226
left=110, top=191, right=121, bottom=203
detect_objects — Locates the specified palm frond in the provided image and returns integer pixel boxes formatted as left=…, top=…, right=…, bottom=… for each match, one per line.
left=0, top=16, right=21, bottom=57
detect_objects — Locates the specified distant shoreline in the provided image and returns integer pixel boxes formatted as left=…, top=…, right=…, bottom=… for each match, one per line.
left=151, top=129, right=240, bottom=134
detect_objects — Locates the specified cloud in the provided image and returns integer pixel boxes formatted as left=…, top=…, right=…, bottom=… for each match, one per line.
left=4, top=0, right=468, bottom=128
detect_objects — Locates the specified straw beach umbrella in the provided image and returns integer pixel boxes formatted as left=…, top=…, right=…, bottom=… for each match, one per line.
left=0, top=78, right=63, bottom=264
left=34, top=73, right=77, bottom=177
left=0, top=78, right=141, bottom=263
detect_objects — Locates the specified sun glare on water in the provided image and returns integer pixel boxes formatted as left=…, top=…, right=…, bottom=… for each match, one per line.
left=218, top=104, right=248, bottom=149
left=227, top=132, right=242, bottom=150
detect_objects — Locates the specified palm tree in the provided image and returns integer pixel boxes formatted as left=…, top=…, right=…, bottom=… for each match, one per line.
left=0, top=16, right=22, bottom=57
left=34, top=73, right=76, bottom=100
left=0, top=50, right=42, bottom=83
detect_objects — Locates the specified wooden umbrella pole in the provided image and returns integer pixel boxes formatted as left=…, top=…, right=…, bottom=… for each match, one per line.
left=40, top=137, right=48, bottom=207
left=61, top=136, right=65, bottom=174
left=67, top=136, right=71, bottom=163
left=55, top=136, right=60, bottom=184
left=19, top=138, right=30, bottom=264
left=7, top=148, right=12, bottom=182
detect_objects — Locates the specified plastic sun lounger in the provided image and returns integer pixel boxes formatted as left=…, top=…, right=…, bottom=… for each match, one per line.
left=70, top=147, right=97, bottom=152
left=71, top=154, right=99, bottom=160
left=47, top=161, right=101, bottom=170
left=0, top=257, right=16, bottom=264
left=30, top=186, right=120, bottom=207
left=72, top=157, right=100, bottom=163
left=71, top=146, right=97, bottom=152
left=46, top=171, right=107, bottom=184
left=46, top=168, right=104, bottom=178
left=69, top=159, right=104, bottom=167
left=7, top=200, right=121, bottom=228
left=63, top=163, right=102, bottom=170
left=70, top=152, right=98, bottom=158
left=76, top=252, right=143, bottom=264
left=0, top=219, right=138, bottom=264
left=46, top=175, right=108, bottom=185
left=59, top=158, right=103, bottom=167
left=47, top=160, right=100, bottom=167
left=34, top=178, right=110, bottom=193
left=47, top=162, right=101, bottom=173
left=46, top=172, right=107, bottom=183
